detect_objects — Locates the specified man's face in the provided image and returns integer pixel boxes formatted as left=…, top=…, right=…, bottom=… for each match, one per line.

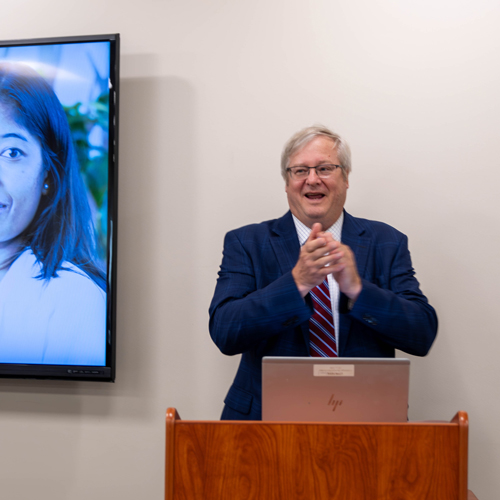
left=285, top=136, right=349, bottom=229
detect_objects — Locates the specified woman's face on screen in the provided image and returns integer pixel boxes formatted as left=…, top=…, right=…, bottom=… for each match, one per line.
left=0, top=104, right=46, bottom=250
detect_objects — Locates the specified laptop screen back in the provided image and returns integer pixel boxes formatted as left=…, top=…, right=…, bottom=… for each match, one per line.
left=262, top=357, right=410, bottom=422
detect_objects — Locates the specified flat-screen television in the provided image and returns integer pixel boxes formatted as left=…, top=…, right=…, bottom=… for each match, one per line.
left=0, top=34, right=119, bottom=381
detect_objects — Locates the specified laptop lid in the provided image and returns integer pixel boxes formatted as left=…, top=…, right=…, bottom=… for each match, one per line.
left=262, top=357, right=410, bottom=422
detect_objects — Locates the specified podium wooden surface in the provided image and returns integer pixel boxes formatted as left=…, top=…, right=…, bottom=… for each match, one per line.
left=165, top=408, right=468, bottom=500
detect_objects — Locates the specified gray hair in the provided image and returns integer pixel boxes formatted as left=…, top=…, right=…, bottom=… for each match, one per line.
left=280, top=125, right=352, bottom=181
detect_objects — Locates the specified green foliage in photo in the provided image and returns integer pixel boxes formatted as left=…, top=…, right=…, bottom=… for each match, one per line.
left=63, top=93, right=109, bottom=263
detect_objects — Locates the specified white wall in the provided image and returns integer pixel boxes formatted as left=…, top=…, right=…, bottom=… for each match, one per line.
left=0, top=0, right=498, bottom=498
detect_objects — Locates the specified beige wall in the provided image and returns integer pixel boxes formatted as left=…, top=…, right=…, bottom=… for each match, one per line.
left=0, top=0, right=498, bottom=498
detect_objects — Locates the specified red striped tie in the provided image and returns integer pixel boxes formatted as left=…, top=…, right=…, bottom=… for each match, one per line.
left=309, top=279, right=337, bottom=357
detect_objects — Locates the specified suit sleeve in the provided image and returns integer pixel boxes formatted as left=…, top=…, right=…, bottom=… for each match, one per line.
left=209, top=229, right=311, bottom=356
left=342, top=233, right=438, bottom=356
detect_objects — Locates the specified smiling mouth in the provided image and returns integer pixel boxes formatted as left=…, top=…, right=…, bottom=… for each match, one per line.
left=305, top=193, right=325, bottom=200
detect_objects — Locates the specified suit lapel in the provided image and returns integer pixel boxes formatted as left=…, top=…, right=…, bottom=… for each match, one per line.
left=269, top=212, right=310, bottom=349
left=339, top=211, right=371, bottom=354
left=341, top=211, right=370, bottom=278
left=269, top=211, right=300, bottom=275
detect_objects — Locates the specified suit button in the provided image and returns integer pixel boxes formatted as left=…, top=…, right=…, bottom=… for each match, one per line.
left=282, top=316, right=298, bottom=327
left=362, top=314, right=378, bottom=326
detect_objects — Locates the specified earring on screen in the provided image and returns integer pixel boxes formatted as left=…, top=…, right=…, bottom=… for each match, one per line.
left=42, top=182, right=49, bottom=195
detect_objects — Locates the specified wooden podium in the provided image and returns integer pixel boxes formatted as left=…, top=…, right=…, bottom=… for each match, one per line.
left=165, top=408, right=468, bottom=500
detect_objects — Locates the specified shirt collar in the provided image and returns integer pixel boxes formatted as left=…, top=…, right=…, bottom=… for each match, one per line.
left=292, top=212, right=344, bottom=246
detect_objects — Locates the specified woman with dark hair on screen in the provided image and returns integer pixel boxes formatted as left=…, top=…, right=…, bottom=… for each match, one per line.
left=0, top=62, right=106, bottom=365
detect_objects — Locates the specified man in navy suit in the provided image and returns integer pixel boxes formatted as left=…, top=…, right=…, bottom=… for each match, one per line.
left=209, top=125, right=438, bottom=420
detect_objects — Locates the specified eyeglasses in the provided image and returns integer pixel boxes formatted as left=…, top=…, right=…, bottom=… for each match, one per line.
left=286, top=164, right=341, bottom=180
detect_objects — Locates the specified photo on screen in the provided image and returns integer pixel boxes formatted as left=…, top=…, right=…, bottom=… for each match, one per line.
left=0, top=35, right=119, bottom=380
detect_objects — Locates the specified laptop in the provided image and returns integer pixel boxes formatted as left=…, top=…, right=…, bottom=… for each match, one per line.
left=262, top=357, right=410, bottom=422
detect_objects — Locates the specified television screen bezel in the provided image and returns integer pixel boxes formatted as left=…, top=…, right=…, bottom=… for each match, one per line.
left=0, top=33, right=119, bottom=382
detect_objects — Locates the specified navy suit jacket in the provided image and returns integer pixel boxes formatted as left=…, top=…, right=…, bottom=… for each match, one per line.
left=209, top=210, right=438, bottom=420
